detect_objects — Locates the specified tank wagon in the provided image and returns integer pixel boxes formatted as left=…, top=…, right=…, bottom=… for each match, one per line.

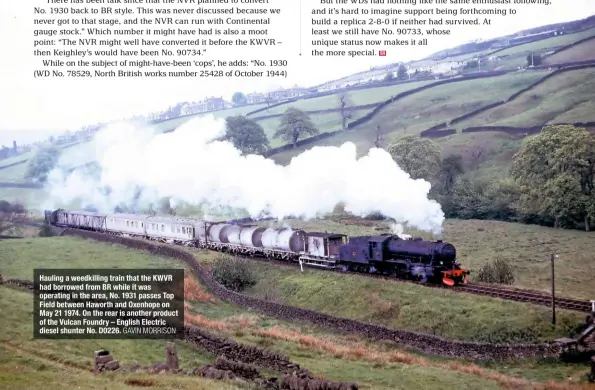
left=45, top=209, right=469, bottom=285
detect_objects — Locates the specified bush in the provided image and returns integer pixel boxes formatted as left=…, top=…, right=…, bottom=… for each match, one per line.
left=38, top=222, right=55, bottom=237
left=211, top=255, right=257, bottom=292
left=476, top=257, right=515, bottom=285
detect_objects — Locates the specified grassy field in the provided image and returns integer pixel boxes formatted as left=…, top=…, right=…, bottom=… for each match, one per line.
left=359, top=70, right=549, bottom=133
left=255, top=80, right=435, bottom=116
left=270, top=70, right=549, bottom=165
left=244, top=261, right=584, bottom=343
left=0, top=237, right=237, bottom=389
left=453, top=67, right=595, bottom=128
left=0, top=162, right=27, bottom=181
left=544, top=37, right=595, bottom=64
left=5, top=235, right=581, bottom=389
left=494, top=27, right=595, bottom=57
left=550, top=100, right=595, bottom=123
left=0, top=152, right=35, bottom=169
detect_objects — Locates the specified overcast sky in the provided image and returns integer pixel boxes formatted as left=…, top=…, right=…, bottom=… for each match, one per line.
left=1, top=0, right=594, bottom=146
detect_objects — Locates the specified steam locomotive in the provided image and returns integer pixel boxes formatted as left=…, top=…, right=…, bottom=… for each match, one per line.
left=45, top=209, right=469, bottom=286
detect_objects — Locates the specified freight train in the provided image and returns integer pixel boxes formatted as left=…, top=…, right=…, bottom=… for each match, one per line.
left=44, top=208, right=470, bottom=286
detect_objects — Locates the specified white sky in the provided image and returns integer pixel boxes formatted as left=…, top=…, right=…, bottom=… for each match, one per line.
left=0, top=0, right=594, bottom=146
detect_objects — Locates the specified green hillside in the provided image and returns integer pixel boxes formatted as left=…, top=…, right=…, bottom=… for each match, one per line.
left=1, top=24, right=595, bottom=190
left=451, top=67, right=595, bottom=128
left=270, top=70, right=553, bottom=165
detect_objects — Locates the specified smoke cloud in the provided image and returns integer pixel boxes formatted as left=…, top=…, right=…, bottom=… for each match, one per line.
left=43, top=115, right=445, bottom=234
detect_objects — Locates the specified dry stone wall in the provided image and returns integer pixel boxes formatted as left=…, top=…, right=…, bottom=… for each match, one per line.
left=1, top=278, right=34, bottom=290
left=183, top=325, right=300, bottom=373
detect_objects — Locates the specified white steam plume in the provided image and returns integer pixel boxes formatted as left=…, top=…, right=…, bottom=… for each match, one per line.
left=44, top=115, right=445, bottom=234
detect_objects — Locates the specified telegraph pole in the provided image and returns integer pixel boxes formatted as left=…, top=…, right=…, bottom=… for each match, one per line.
left=551, top=253, right=558, bottom=325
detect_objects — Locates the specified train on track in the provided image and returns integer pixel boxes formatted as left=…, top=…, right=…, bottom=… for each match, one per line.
left=44, top=208, right=470, bottom=286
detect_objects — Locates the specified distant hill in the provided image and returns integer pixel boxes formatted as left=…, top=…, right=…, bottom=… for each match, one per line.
left=425, top=15, right=595, bottom=61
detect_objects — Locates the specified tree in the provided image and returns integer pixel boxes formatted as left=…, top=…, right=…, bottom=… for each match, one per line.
left=274, top=108, right=319, bottom=148
left=526, top=53, right=542, bottom=67
left=338, top=94, right=352, bottom=131
left=24, top=145, right=61, bottom=182
left=231, top=92, right=247, bottom=106
left=387, top=136, right=441, bottom=181
left=0, top=201, right=26, bottom=236
left=510, top=125, right=595, bottom=231
left=0, top=212, right=25, bottom=236
left=383, top=72, right=394, bottom=82
left=223, top=115, right=270, bottom=155
left=397, top=64, right=407, bottom=80
left=442, top=177, right=520, bottom=221
left=438, top=154, right=464, bottom=194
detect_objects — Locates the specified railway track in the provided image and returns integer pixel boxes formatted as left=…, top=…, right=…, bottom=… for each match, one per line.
left=23, top=220, right=594, bottom=313
left=454, top=284, right=593, bottom=312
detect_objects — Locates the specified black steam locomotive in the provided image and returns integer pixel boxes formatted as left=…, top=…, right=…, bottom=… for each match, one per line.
left=336, top=234, right=468, bottom=285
